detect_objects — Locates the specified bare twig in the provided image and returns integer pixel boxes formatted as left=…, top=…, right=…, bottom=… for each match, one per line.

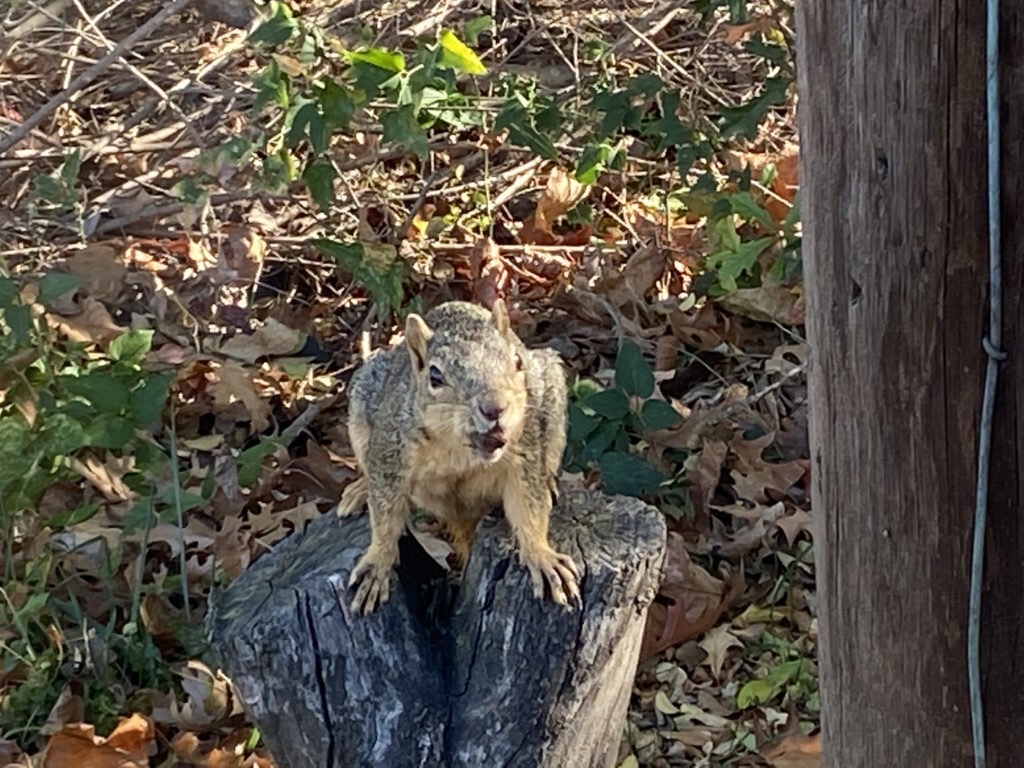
left=0, top=0, right=197, bottom=156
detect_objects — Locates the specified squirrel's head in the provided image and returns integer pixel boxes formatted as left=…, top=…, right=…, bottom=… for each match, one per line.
left=404, top=300, right=529, bottom=464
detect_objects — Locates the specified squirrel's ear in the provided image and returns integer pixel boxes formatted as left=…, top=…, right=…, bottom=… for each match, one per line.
left=405, top=313, right=433, bottom=371
left=492, top=298, right=510, bottom=335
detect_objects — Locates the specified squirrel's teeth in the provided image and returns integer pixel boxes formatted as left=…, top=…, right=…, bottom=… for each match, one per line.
left=471, top=432, right=506, bottom=458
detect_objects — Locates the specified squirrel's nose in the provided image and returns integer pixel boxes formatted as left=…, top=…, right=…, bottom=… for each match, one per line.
left=479, top=401, right=503, bottom=424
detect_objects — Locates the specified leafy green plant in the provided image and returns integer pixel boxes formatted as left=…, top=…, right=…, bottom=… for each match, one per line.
left=564, top=341, right=682, bottom=497
left=736, top=631, right=818, bottom=712
left=0, top=274, right=189, bottom=744
left=32, top=149, right=82, bottom=211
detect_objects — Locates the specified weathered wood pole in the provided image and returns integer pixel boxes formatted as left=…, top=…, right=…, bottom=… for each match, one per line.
left=798, top=1, right=1024, bottom=765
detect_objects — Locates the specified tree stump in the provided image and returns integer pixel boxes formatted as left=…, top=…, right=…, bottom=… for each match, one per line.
left=209, top=485, right=666, bottom=768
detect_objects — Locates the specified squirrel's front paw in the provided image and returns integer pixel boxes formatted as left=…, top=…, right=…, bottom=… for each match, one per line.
left=520, top=546, right=581, bottom=608
left=347, top=549, right=396, bottom=614
left=337, top=477, right=368, bottom=517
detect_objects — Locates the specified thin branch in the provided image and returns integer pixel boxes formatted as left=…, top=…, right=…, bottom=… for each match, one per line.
left=0, top=0, right=197, bottom=156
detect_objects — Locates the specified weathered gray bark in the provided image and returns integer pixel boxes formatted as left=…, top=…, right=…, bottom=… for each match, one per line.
left=209, top=486, right=665, bottom=768
left=798, top=0, right=1024, bottom=766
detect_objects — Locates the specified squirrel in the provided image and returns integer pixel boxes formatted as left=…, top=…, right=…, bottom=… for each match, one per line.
left=337, top=299, right=580, bottom=614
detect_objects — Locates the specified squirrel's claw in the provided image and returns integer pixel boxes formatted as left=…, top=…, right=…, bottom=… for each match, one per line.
left=337, top=477, right=368, bottom=518
left=522, top=548, right=581, bottom=609
left=347, top=551, right=395, bottom=614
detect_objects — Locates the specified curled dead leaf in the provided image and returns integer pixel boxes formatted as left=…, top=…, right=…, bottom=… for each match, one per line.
left=517, top=167, right=590, bottom=245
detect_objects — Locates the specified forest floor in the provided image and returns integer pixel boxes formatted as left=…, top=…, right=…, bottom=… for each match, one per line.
left=0, top=0, right=817, bottom=765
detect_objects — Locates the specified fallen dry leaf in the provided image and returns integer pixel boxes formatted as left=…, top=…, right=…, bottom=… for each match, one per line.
left=775, top=508, right=813, bottom=545
left=698, top=624, right=743, bottom=680
left=717, top=283, right=805, bottom=325
left=210, top=363, right=272, bottom=431
left=470, top=237, right=509, bottom=308
left=605, top=244, right=668, bottom=309
left=170, top=660, right=234, bottom=729
left=62, top=244, right=128, bottom=303
left=722, top=17, right=774, bottom=44
left=0, top=736, right=24, bottom=765
left=42, top=713, right=155, bottom=768
left=49, top=297, right=123, bottom=346
left=641, top=533, right=736, bottom=659
left=517, top=167, right=590, bottom=244
left=761, top=732, right=822, bottom=768
left=68, top=453, right=134, bottom=502
left=218, top=318, right=306, bottom=363
left=534, top=167, right=589, bottom=233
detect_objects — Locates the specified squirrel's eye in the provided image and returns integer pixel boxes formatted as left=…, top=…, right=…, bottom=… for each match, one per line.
left=428, top=365, right=446, bottom=388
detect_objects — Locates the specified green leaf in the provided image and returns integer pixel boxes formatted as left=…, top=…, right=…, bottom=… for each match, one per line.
left=238, top=438, right=281, bottom=487
left=33, top=175, right=63, bottom=203
left=60, top=371, right=130, bottom=414
left=307, top=113, right=331, bottom=154
left=643, top=91, right=693, bottom=151
left=715, top=215, right=741, bottom=251
left=130, top=372, right=173, bottom=427
left=286, top=101, right=317, bottom=149
left=744, top=36, right=788, bottom=67
left=437, top=29, right=486, bottom=75
left=37, top=411, right=88, bottom=456
left=720, top=76, right=791, bottom=140
left=37, top=273, right=82, bottom=303
left=15, top=592, right=49, bottom=621
left=736, top=660, right=805, bottom=708
left=346, top=47, right=405, bottom=73
left=598, top=451, right=664, bottom=497
left=641, top=399, right=682, bottom=430
left=4, top=303, right=31, bottom=345
left=312, top=238, right=404, bottom=317
left=567, top=402, right=600, bottom=443
left=83, top=416, right=134, bottom=448
left=59, top=148, right=81, bottom=186
left=303, top=161, right=337, bottom=211
left=614, top=341, right=654, bottom=399
left=730, top=191, right=776, bottom=230
left=381, top=105, right=430, bottom=157
left=109, top=330, right=153, bottom=365
left=576, top=420, right=619, bottom=466
left=585, top=389, right=630, bottom=420
left=0, top=417, right=34, bottom=490
left=249, top=3, right=296, bottom=47
left=575, top=142, right=612, bottom=185
left=463, top=15, right=492, bottom=46
left=710, top=236, right=776, bottom=292
left=252, top=60, right=289, bottom=110
left=495, top=99, right=557, bottom=159
left=47, top=502, right=100, bottom=529
left=319, top=78, right=356, bottom=129
left=313, top=238, right=362, bottom=271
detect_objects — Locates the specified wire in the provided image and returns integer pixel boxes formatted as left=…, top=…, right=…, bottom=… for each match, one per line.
left=967, top=0, right=1004, bottom=765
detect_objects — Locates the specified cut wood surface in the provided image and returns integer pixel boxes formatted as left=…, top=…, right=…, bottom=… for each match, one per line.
left=210, top=485, right=666, bottom=768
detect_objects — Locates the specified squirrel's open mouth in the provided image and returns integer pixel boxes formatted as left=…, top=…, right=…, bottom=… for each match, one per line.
left=470, top=431, right=507, bottom=461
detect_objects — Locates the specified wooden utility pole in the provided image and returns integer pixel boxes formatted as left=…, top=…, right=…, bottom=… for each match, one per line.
left=797, top=2, right=1024, bottom=766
